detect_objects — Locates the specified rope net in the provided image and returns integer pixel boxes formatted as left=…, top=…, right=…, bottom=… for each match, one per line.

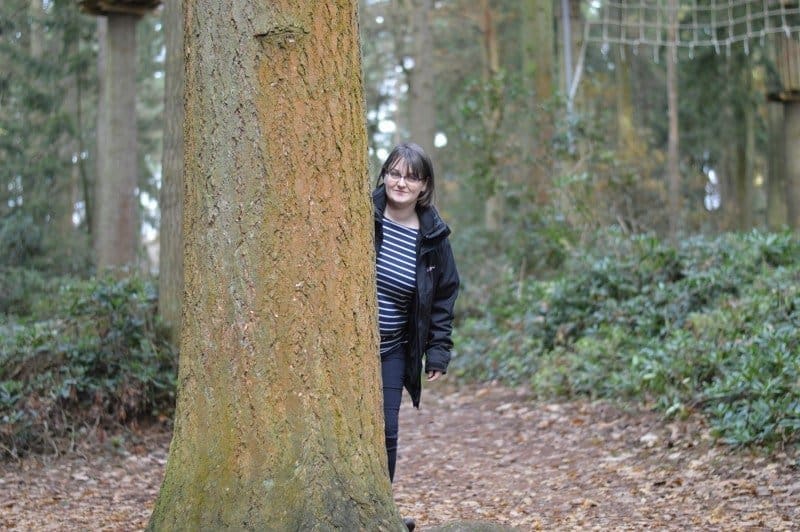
left=583, top=0, right=800, bottom=55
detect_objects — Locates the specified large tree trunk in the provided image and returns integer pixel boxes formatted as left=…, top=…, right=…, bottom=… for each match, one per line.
left=785, top=101, right=800, bottom=231
left=148, top=1, right=401, bottom=529
left=94, top=14, right=140, bottom=272
left=158, top=0, right=184, bottom=344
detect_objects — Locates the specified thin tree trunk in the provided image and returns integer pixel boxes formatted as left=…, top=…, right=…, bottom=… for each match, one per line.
left=558, top=0, right=584, bottom=107
left=734, top=135, right=748, bottom=230
left=94, top=14, right=140, bottom=272
left=766, top=103, right=787, bottom=229
left=785, top=101, right=800, bottom=231
left=148, top=1, right=400, bottom=528
left=556, top=0, right=584, bottom=153
left=743, top=84, right=756, bottom=229
left=159, top=0, right=184, bottom=344
left=614, top=6, right=645, bottom=162
left=732, top=54, right=757, bottom=230
left=29, top=0, right=43, bottom=59
left=93, top=17, right=107, bottom=253
left=408, top=0, right=436, bottom=167
left=718, top=150, right=737, bottom=231
left=522, top=0, right=555, bottom=204
left=56, top=8, right=83, bottom=262
left=480, top=0, right=503, bottom=230
left=666, top=0, right=680, bottom=240
left=76, top=40, right=93, bottom=241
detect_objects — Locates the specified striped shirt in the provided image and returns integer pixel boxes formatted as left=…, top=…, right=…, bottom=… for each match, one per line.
left=377, top=217, right=418, bottom=353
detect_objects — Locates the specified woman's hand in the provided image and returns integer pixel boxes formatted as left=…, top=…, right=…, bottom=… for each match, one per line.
left=426, top=370, right=443, bottom=382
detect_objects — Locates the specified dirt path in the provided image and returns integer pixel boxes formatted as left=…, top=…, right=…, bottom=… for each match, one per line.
left=1, top=383, right=798, bottom=531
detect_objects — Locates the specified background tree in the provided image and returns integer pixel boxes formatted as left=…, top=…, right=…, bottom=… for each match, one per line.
left=772, top=33, right=800, bottom=230
left=0, top=0, right=94, bottom=274
left=766, top=101, right=787, bottom=228
left=148, top=1, right=402, bottom=529
left=477, top=0, right=504, bottom=230
left=158, top=0, right=183, bottom=343
left=408, top=0, right=437, bottom=166
left=765, top=32, right=788, bottom=231
left=79, top=0, right=160, bottom=273
left=521, top=0, right=556, bottom=205
left=785, top=97, right=800, bottom=229
left=666, top=0, right=681, bottom=239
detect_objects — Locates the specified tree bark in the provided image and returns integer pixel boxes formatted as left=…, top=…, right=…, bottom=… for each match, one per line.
left=615, top=30, right=645, bottom=161
left=408, top=0, right=436, bottom=167
left=29, top=0, right=43, bottom=59
left=159, top=0, right=184, bottom=344
left=56, top=6, right=84, bottom=262
left=734, top=57, right=756, bottom=230
left=744, top=92, right=757, bottom=229
left=557, top=0, right=583, bottom=108
left=480, top=0, right=503, bottom=230
left=94, top=14, right=140, bottom=272
left=148, top=1, right=401, bottom=529
left=666, top=0, right=680, bottom=240
left=766, top=103, right=787, bottom=229
left=522, top=0, right=555, bottom=204
left=717, top=150, right=737, bottom=232
left=733, top=134, right=748, bottom=229
left=785, top=101, right=800, bottom=231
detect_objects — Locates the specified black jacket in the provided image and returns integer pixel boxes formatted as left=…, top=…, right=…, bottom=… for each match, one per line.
left=373, top=186, right=460, bottom=408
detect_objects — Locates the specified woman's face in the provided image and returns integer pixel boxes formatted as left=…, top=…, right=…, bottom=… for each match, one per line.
left=384, top=158, right=427, bottom=210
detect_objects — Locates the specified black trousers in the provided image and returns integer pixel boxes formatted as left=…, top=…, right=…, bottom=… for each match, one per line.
left=381, top=342, right=405, bottom=483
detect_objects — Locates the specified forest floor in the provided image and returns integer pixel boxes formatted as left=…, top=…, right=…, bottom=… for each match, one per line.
left=1, top=382, right=799, bottom=531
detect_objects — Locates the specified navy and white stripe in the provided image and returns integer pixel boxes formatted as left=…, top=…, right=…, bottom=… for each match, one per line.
left=377, top=217, right=418, bottom=353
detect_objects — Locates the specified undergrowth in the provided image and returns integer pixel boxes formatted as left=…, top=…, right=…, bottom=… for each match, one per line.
left=2, top=229, right=797, bottom=455
left=451, top=229, right=800, bottom=448
left=0, top=274, right=176, bottom=457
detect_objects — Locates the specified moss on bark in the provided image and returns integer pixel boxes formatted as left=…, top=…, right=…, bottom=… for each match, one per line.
left=148, top=1, right=403, bottom=529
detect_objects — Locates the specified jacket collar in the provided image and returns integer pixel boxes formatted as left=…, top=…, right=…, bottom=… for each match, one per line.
left=372, top=185, right=450, bottom=242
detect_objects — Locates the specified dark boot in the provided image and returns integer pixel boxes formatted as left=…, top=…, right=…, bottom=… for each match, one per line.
left=403, top=517, right=416, bottom=531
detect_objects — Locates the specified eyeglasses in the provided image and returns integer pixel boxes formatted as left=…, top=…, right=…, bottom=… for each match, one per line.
left=385, top=169, right=425, bottom=184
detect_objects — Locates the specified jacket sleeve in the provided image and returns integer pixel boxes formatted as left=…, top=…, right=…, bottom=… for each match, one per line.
left=424, top=239, right=460, bottom=373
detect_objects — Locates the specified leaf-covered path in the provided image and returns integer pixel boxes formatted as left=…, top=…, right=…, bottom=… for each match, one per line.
left=2, top=383, right=798, bottom=530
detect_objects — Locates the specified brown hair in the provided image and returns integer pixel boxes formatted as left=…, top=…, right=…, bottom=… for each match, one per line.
left=378, top=142, right=435, bottom=208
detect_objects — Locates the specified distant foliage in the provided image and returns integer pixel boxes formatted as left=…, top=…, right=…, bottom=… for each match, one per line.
left=452, top=230, right=800, bottom=447
left=0, top=215, right=44, bottom=269
left=0, top=275, right=176, bottom=457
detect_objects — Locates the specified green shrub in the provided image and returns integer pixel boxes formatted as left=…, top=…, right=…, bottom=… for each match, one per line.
left=0, top=267, right=81, bottom=320
left=0, top=214, right=43, bottom=268
left=451, top=229, right=800, bottom=447
left=0, top=275, right=176, bottom=457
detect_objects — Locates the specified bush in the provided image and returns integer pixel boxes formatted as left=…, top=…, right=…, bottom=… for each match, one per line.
left=0, top=267, right=81, bottom=318
left=0, top=275, right=176, bottom=457
left=0, top=214, right=43, bottom=268
left=451, top=229, right=800, bottom=447
left=0, top=214, right=91, bottom=276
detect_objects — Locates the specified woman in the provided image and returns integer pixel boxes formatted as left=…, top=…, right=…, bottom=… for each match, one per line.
left=373, top=142, right=460, bottom=492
